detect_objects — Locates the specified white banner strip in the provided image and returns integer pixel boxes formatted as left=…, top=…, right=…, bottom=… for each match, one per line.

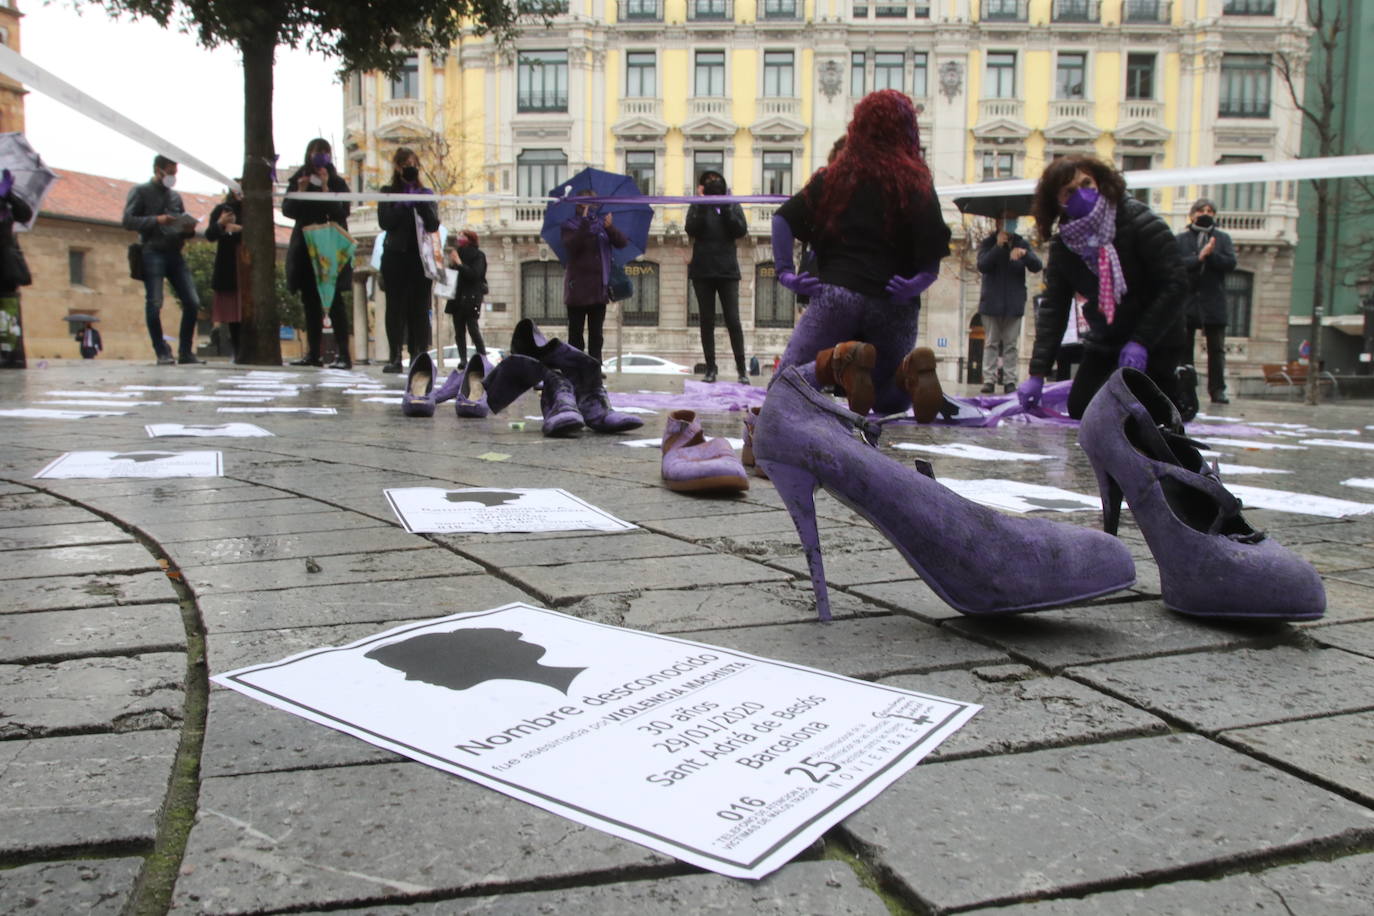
left=0, top=44, right=240, bottom=192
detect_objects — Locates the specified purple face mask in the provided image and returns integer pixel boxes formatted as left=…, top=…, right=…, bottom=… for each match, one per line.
left=311, top=152, right=332, bottom=170
left=1064, top=186, right=1099, bottom=221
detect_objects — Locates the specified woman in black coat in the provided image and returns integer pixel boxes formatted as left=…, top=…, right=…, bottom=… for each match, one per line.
left=686, top=170, right=749, bottom=383
left=0, top=169, right=33, bottom=368
left=281, top=138, right=352, bottom=368
left=1017, top=155, right=1186, bottom=419
left=444, top=229, right=487, bottom=368
left=377, top=146, right=442, bottom=373
left=205, top=187, right=244, bottom=361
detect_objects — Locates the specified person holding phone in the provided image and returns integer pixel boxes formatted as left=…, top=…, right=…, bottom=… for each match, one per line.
left=122, top=155, right=202, bottom=365
left=282, top=138, right=352, bottom=368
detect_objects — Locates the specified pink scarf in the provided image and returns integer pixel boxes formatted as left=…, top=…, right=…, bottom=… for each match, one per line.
left=1058, top=195, right=1127, bottom=325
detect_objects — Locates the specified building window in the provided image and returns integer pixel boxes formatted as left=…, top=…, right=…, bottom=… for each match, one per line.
left=517, top=51, right=568, bottom=113
left=626, top=150, right=655, bottom=194
left=695, top=50, right=726, bottom=97
left=761, top=0, right=798, bottom=18
left=1125, top=53, right=1155, bottom=100
left=755, top=261, right=797, bottom=329
left=520, top=261, right=564, bottom=323
left=694, top=150, right=725, bottom=182
left=762, top=151, right=793, bottom=195
left=912, top=53, right=929, bottom=98
left=1217, top=155, right=1265, bottom=212
left=626, top=51, right=656, bottom=97
left=622, top=0, right=661, bottom=18
left=986, top=52, right=1016, bottom=99
left=390, top=55, right=419, bottom=100
left=621, top=261, right=660, bottom=326
left=349, top=72, right=363, bottom=106
left=1055, top=53, right=1086, bottom=99
left=69, top=249, right=87, bottom=287
left=1122, top=154, right=1151, bottom=204
left=850, top=52, right=866, bottom=97
left=875, top=1, right=907, bottom=17
left=1224, top=270, right=1253, bottom=335
left=1053, top=0, right=1095, bottom=21
left=1223, top=0, right=1275, bottom=14
left=983, top=0, right=1024, bottom=20
left=691, top=0, right=730, bottom=20
left=853, top=0, right=869, bottom=16
left=517, top=149, right=567, bottom=199
left=982, top=151, right=1015, bottom=180
left=1123, top=0, right=1164, bottom=21
left=763, top=51, right=794, bottom=98
left=874, top=52, right=904, bottom=92
left=687, top=283, right=702, bottom=327
left=1219, top=54, right=1271, bottom=118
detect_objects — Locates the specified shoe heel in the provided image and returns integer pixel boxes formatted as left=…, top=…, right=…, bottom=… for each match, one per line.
left=761, top=461, right=833, bottom=622
left=1093, top=466, right=1124, bottom=536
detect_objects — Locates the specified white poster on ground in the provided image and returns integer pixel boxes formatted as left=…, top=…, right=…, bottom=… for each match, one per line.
left=34, top=450, right=223, bottom=479
left=1224, top=484, right=1374, bottom=518
left=385, top=487, right=636, bottom=534
left=216, top=406, right=337, bottom=415
left=938, top=478, right=1101, bottom=513
left=146, top=423, right=274, bottom=438
left=0, top=407, right=129, bottom=419
left=212, top=604, right=979, bottom=880
left=890, top=442, right=1054, bottom=462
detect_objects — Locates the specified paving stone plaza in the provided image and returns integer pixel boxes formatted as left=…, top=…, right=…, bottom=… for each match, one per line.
left=2, top=360, right=1373, bottom=915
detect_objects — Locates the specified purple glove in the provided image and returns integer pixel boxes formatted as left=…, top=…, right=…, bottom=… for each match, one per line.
left=885, top=271, right=938, bottom=303
left=1118, top=341, right=1148, bottom=370
left=0, top=169, right=12, bottom=199
left=1016, top=375, right=1044, bottom=409
left=777, top=270, right=823, bottom=297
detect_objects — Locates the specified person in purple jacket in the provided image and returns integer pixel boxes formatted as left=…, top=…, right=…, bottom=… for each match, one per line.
left=560, top=190, right=627, bottom=362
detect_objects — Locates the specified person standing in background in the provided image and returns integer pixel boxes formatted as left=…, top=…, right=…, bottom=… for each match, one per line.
left=205, top=185, right=245, bottom=362
left=561, top=189, right=627, bottom=362
left=377, top=147, right=441, bottom=372
left=686, top=170, right=749, bottom=384
left=282, top=139, right=353, bottom=369
left=445, top=230, right=487, bottom=369
left=122, top=155, right=201, bottom=365
left=976, top=210, right=1042, bottom=393
left=1176, top=198, right=1237, bottom=407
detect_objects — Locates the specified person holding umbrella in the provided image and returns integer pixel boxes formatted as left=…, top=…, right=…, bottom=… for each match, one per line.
left=377, top=147, right=442, bottom=373
left=74, top=319, right=102, bottom=359
left=975, top=209, right=1041, bottom=393
left=686, top=170, right=749, bottom=384
left=561, top=189, right=627, bottom=362
left=282, top=138, right=352, bottom=369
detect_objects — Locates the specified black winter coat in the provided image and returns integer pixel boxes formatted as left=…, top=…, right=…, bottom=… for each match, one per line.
left=445, top=245, right=487, bottom=315
left=0, top=192, right=33, bottom=294
left=1175, top=227, right=1237, bottom=328
left=281, top=166, right=351, bottom=294
left=686, top=202, right=747, bottom=280
left=976, top=232, right=1042, bottom=318
left=204, top=201, right=242, bottom=292
left=377, top=183, right=441, bottom=258
left=1029, top=197, right=1186, bottom=377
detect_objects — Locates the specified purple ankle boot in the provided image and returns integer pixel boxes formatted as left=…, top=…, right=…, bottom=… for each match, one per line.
left=661, top=410, right=748, bottom=493
left=540, top=369, right=584, bottom=437
left=754, top=367, right=1136, bottom=622
left=511, top=319, right=644, bottom=433
left=1079, top=368, right=1325, bottom=620
left=475, top=354, right=545, bottom=415
left=401, top=352, right=437, bottom=418
left=452, top=354, right=497, bottom=418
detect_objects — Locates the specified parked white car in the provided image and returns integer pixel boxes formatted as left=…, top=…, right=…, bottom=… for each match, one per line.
left=404, top=347, right=505, bottom=369
left=603, top=354, right=693, bottom=375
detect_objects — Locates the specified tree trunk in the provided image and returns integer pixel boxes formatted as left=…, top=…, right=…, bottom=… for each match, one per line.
left=237, top=32, right=282, bottom=366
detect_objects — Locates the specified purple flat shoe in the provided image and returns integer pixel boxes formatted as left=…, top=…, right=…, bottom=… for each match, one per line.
left=662, top=410, right=748, bottom=494
left=512, top=319, right=644, bottom=434
left=1080, top=368, right=1325, bottom=620
left=755, top=367, right=1135, bottom=622
left=402, top=352, right=437, bottom=418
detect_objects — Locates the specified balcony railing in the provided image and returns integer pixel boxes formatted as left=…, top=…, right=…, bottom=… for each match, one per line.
left=517, top=0, right=569, bottom=13
left=756, top=96, right=801, bottom=118
left=1122, top=0, right=1170, bottom=22
left=515, top=204, right=546, bottom=223
left=759, top=0, right=801, bottom=19
left=1223, top=0, right=1275, bottom=14
left=1219, top=99, right=1271, bottom=118
left=981, top=0, right=1027, bottom=22
left=1118, top=99, right=1162, bottom=122
left=1049, top=99, right=1094, bottom=121
left=687, top=0, right=733, bottom=20
left=380, top=99, right=423, bottom=123
left=978, top=98, right=1025, bottom=121
left=620, top=98, right=662, bottom=118
left=345, top=106, right=365, bottom=133
left=689, top=97, right=731, bottom=118
left=517, top=92, right=569, bottom=113
left=1052, top=0, right=1098, bottom=22
left=617, top=0, right=663, bottom=21
left=1218, top=213, right=1269, bottom=232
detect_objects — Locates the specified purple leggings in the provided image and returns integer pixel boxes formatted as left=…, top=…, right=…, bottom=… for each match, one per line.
left=777, top=283, right=921, bottom=415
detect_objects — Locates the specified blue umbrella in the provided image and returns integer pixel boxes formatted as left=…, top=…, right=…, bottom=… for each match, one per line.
left=540, top=168, right=653, bottom=268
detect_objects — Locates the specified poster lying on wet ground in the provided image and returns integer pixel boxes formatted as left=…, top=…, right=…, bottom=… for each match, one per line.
left=385, top=487, right=635, bottom=533
left=146, top=423, right=273, bottom=438
left=213, top=604, right=979, bottom=879
left=34, top=450, right=223, bottom=479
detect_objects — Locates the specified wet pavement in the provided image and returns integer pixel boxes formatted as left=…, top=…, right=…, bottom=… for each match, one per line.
left=2, top=358, right=1373, bottom=915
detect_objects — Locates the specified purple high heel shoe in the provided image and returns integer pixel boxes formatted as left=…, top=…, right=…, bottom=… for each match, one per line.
left=754, top=367, right=1136, bottom=622
left=453, top=354, right=496, bottom=418
left=511, top=319, right=644, bottom=433
left=540, top=369, right=584, bottom=437
left=1079, top=368, right=1325, bottom=620
left=401, top=352, right=437, bottom=418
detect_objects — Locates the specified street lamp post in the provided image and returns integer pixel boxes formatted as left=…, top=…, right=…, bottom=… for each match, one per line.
left=1358, top=274, right=1374, bottom=377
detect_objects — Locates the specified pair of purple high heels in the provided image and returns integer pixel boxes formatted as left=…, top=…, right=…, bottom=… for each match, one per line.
left=755, top=366, right=1324, bottom=622
left=401, top=352, right=492, bottom=418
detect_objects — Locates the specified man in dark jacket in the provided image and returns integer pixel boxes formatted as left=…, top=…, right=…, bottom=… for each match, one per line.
left=976, top=212, right=1042, bottom=393
left=686, top=170, right=749, bottom=383
left=122, top=155, right=201, bottom=364
left=1175, top=198, right=1237, bottom=404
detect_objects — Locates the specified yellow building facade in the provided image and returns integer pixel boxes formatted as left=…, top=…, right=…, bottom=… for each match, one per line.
left=345, top=0, right=1310, bottom=384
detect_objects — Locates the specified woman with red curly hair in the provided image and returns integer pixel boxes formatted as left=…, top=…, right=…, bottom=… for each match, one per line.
left=770, top=90, right=952, bottom=421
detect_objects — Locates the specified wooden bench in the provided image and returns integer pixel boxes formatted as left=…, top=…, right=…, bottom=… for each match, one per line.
left=1261, top=362, right=1339, bottom=398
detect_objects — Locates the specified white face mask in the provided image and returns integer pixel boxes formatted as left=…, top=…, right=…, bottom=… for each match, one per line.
left=160, top=172, right=177, bottom=189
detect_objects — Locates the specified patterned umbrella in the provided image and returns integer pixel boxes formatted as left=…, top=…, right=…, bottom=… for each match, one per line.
left=0, top=132, right=57, bottom=231
left=302, top=222, right=356, bottom=309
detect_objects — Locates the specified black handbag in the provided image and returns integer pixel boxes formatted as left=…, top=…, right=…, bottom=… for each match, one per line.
left=1, top=243, right=31, bottom=288
left=128, top=243, right=144, bottom=281
left=608, top=263, right=633, bottom=302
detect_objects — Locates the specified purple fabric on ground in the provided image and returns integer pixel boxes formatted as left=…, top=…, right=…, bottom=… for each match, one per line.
left=610, top=379, right=766, bottom=413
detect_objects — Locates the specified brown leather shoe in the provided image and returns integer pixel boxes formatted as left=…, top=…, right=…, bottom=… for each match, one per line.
left=897, top=346, right=943, bottom=423
left=816, top=341, right=877, bottom=416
